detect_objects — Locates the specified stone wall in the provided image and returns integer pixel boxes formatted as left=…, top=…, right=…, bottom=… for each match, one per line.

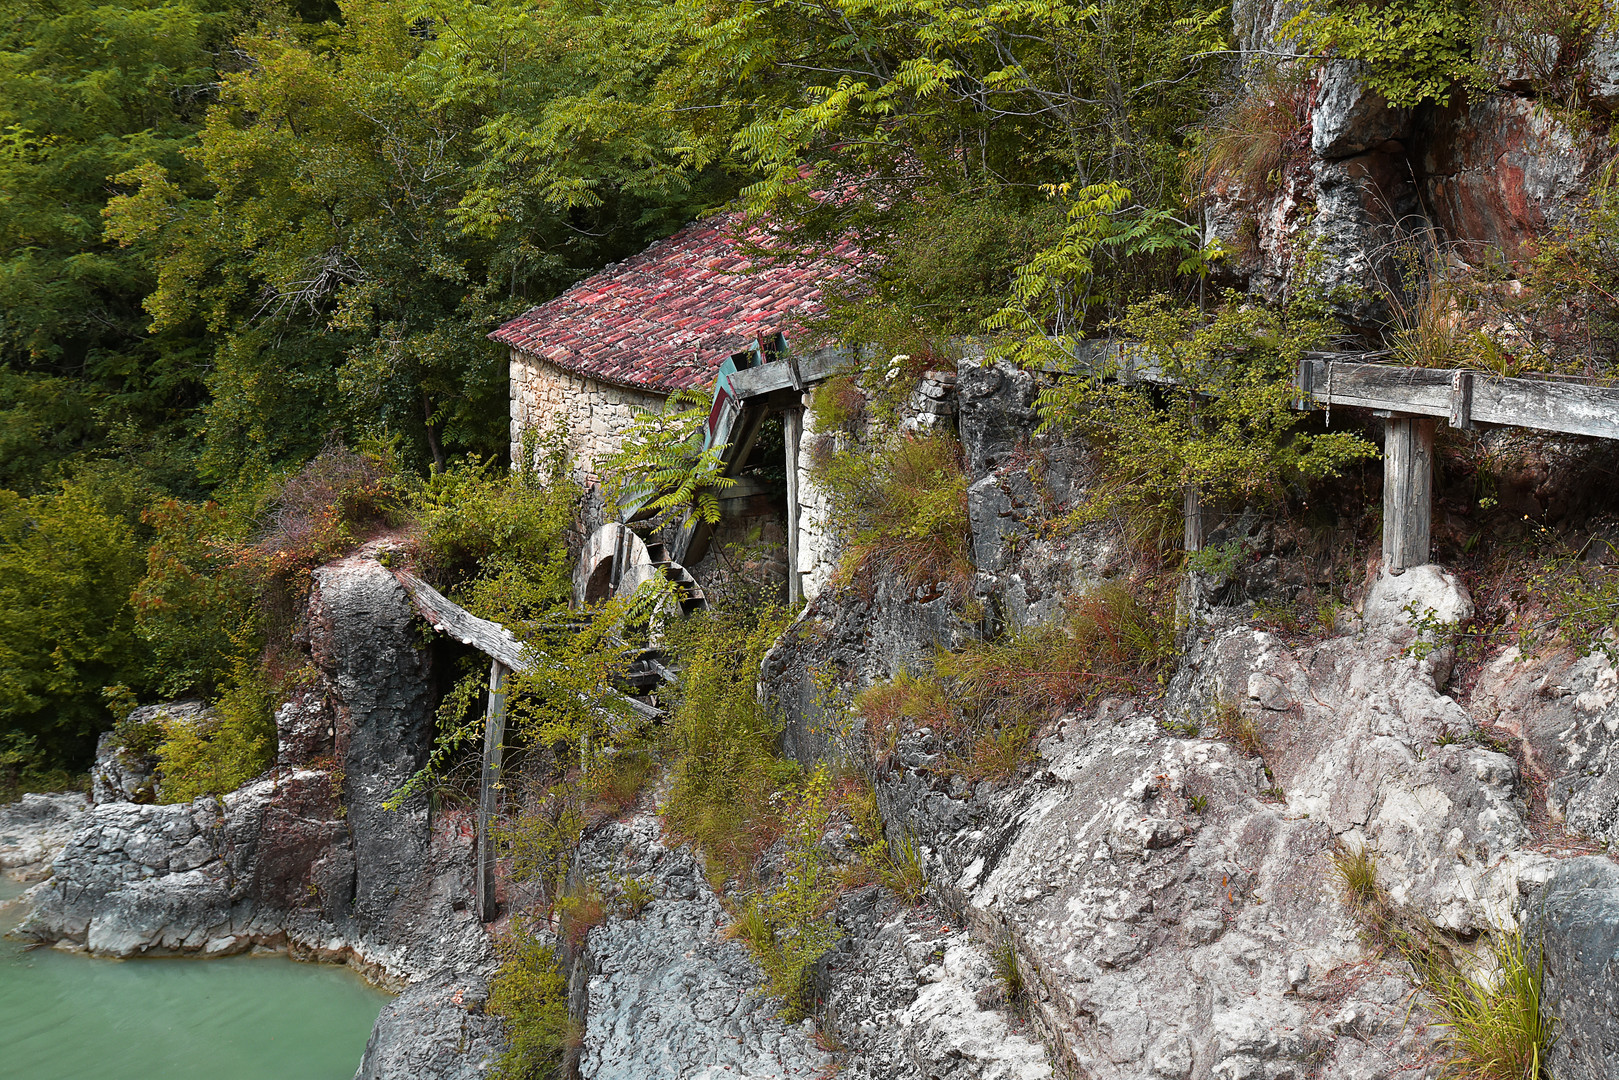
left=794, top=388, right=841, bottom=602
left=509, top=350, right=668, bottom=486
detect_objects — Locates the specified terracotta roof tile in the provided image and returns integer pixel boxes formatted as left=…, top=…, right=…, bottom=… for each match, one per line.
left=490, top=210, right=853, bottom=392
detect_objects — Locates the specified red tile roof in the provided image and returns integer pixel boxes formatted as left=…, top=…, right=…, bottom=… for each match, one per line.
left=491, top=210, right=853, bottom=393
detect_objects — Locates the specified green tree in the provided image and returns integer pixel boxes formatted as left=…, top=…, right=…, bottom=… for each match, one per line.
left=108, top=0, right=737, bottom=481
left=0, top=0, right=246, bottom=494
left=0, top=481, right=146, bottom=764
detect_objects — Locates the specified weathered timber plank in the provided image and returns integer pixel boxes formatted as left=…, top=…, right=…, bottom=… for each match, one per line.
left=784, top=406, right=802, bottom=605
left=394, top=570, right=528, bottom=671
left=1383, top=417, right=1435, bottom=573
left=392, top=567, right=662, bottom=721
left=1296, top=359, right=1455, bottom=417
left=1297, top=359, right=1619, bottom=440
left=728, top=346, right=855, bottom=398
left=1469, top=377, right=1619, bottom=438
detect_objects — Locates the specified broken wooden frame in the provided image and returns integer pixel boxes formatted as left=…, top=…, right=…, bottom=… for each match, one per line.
left=390, top=569, right=659, bottom=922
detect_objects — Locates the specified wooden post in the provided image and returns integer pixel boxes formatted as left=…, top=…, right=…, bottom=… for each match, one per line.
left=476, top=658, right=509, bottom=923
left=1183, top=486, right=1204, bottom=553
left=784, top=405, right=803, bottom=605
left=1382, top=415, right=1435, bottom=574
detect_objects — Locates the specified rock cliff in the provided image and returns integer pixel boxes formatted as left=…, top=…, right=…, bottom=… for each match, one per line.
left=10, top=554, right=502, bottom=1079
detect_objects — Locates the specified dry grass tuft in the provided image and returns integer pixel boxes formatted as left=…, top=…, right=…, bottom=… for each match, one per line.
left=1331, top=841, right=1559, bottom=1077
left=1331, top=840, right=1381, bottom=910
left=1211, top=698, right=1265, bottom=758
left=1197, top=63, right=1312, bottom=196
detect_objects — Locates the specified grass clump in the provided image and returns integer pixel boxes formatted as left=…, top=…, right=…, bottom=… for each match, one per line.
left=817, top=431, right=973, bottom=597
left=1331, top=842, right=1558, bottom=1078
left=154, top=671, right=275, bottom=804
left=856, top=580, right=1174, bottom=782
left=993, top=937, right=1027, bottom=1010
left=1210, top=698, right=1264, bottom=759
left=1433, top=933, right=1557, bottom=1080
left=487, top=920, right=578, bottom=1080
left=662, top=606, right=798, bottom=885
left=1331, top=840, right=1381, bottom=910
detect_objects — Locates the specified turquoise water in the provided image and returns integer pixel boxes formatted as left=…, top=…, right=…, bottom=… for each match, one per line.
left=0, top=875, right=389, bottom=1080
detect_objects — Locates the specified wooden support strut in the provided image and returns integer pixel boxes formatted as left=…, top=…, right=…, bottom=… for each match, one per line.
left=1183, top=485, right=1204, bottom=554
left=784, top=405, right=803, bottom=605
left=476, top=658, right=508, bottom=923
left=1382, top=415, right=1436, bottom=575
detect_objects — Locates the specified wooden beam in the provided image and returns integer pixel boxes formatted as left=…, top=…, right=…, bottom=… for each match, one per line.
left=1382, top=416, right=1436, bottom=574
left=728, top=346, right=855, bottom=399
left=393, top=570, right=528, bottom=672
left=476, top=658, right=508, bottom=922
left=1297, top=359, right=1619, bottom=440
left=391, top=567, right=661, bottom=721
left=784, top=406, right=803, bottom=605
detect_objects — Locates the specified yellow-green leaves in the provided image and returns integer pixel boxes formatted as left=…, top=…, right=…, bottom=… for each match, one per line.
left=1285, top=0, right=1484, bottom=108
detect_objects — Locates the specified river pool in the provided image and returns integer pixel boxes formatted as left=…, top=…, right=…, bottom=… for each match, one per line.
left=0, top=875, right=389, bottom=1080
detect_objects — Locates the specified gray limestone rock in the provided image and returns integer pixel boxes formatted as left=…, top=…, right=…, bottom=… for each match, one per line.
left=1311, top=62, right=1410, bottom=160
left=1468, top=640, right=1619, bottom=849
left=568, top=817, right=831, bottom=1080
left=1535, top=856, right=1619, bottom=1080
left=356, top=973, right=506, bottom=1080
left=0, top=791, right=90, bottom=880
left=956, top=359, right=1037, bottom=480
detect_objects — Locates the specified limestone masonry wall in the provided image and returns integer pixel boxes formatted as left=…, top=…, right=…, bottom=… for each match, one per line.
left=509, top=350, right=667, bottom=485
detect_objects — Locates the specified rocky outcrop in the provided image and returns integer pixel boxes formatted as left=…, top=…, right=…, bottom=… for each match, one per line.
left=0, top=792, right=89, bottom=882
left=760, top=501, right=1619, bottom=1080
left=11, top=552, right=503, bottom=1078
left=560, top=809, right=1053, bottom=1080
left=357, top=973, right=506, bottom=1080
left=825, top=886, right=1052, bottom=1080
left=566, top=815, right=832, bottom=1080
left=89, top=701, right=212, bottom=804
left=1216, top=20, right=1605, bottom=326
left=1534, top=856, right=1619, bottom=1078
left=1468, top=639, right=1619, bottom=848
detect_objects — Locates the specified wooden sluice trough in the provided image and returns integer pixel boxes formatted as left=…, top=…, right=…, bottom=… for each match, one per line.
left=388, top=569, right=659, bottom=922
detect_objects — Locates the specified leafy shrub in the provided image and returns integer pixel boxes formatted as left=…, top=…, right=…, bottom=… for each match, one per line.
left=411, top=445, right=579, bottom=612
left=757, top=764, right=841, bottom=1017
left=1286, top=0, right=1485, bottom=108
left=598, top=389, right=734, bottom=526
left=488, top=921, right=576, bottom=1080
left=555, top=883, right=609, bottom=951
left=663, top=605, right=798, bottom=884
left=985, top=181, right=1214, bottom=342
left=816, top=431, right=972, bottom=595
left=256, top=443, right=402, bottom=573
left=0, top=732, right=84, bottom=803
left=807, top=373, right=866, bottom=435
left=154, top=669, right=275, bottom=804
left=0, top=480, right=145, bottom=766
left=133, top=499, right=258, bottom=700
left=1032, top=291, right=1378, bottom=538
